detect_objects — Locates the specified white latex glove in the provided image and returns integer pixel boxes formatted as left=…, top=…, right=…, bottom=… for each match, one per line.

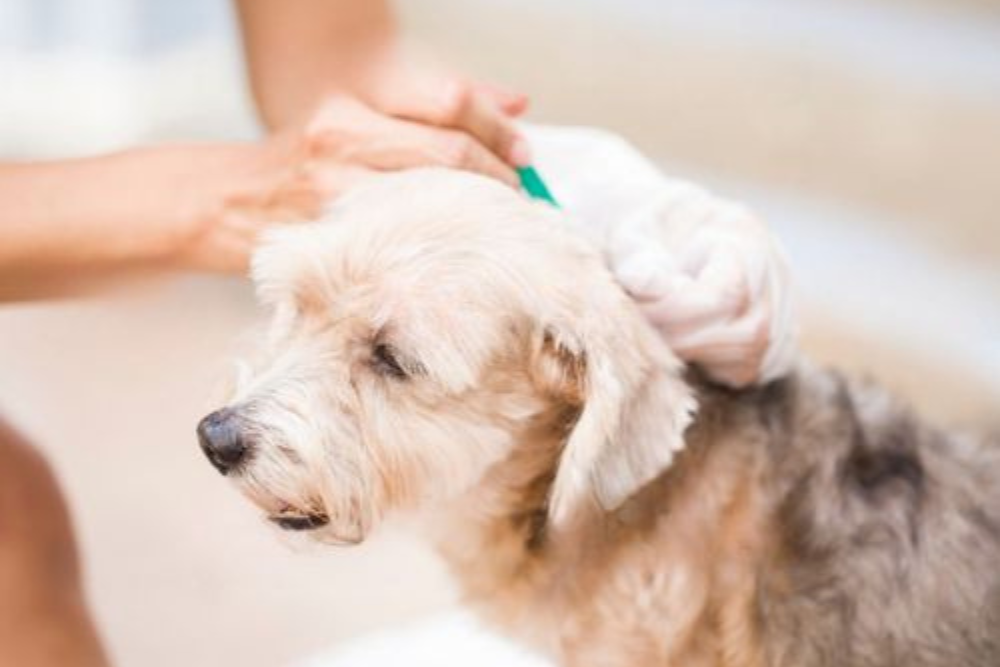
left=608, top=183, right=796, bottom=387
left=526, top=125, right=797, bottom=387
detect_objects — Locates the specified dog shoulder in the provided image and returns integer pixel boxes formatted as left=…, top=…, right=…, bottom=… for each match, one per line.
left=755, top=367, right=1000, bottom=665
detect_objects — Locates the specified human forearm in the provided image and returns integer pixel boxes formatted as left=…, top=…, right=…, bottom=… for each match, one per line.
left=0, top=139, right=309, bottom=291
left=234, top=0, right=529, bottom=169
left=0, top=85, right=546, bottom=301
left=236, top=0, right=398, bottom=131
left=0, top=149, right=199, bottom=272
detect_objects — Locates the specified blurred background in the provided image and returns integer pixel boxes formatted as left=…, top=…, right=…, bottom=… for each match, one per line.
left=0, top=0, right=997, bottom=665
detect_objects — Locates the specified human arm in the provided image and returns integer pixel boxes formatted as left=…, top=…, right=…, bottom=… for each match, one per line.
left=0, top=143, right=275, bottom=297
left=234, top=0, right=531, bottom=173
left=1, top=91, right=535, bottom=300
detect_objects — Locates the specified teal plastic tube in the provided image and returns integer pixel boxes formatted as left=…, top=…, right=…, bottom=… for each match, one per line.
left=517, top=166, right=559, bottom=207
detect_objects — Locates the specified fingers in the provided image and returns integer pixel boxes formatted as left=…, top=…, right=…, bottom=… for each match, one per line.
left=307, top=97, right=519, bottom=187
left=669, top=308, right=769, bottom=360
left=439, top=80, right=531, bottom=166
left=647, top=246, right=774, bottom=387
left=380, top=120, right=520, bottom=186
left=756, top=252, right=798, bottom=382
left=375, top=76, right=531, bottom=167
left=616, top=250, right=681, bottom=301
left=614, top=210, right=780, bottom=387
left=668, top=309, right=772, bottom=388
left=607, top=172, right=795, bottom=387
left=470, top=81, right=530, bottom=117
left=635, top=243, right=757, bottom=332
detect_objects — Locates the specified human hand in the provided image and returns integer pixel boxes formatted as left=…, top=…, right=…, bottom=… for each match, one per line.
left=349, top=57, right=532, bottom=170
left=172, top=86, right=532, bottom=274
left=300, top=90, right=527, bottom=190
left=237, top=0, right=531, bottom=172
left=608, top=184, right=796, bottom=387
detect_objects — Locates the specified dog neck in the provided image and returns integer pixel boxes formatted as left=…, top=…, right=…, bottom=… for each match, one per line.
left=426, top=378, right=776, bottom=662
left=428, top=400, right=577, bottom=605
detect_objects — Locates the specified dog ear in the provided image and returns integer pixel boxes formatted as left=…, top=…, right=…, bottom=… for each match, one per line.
left=535, top=293, right=697, bottom=525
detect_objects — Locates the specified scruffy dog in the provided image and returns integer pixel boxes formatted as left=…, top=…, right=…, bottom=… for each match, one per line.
left=197, top=168, right=1000, bottom=666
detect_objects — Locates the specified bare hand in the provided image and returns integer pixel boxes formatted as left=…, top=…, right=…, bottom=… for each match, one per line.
left=173, top=85, right=529, bottom=274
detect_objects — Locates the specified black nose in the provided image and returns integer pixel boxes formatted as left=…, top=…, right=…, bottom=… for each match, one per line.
left=197, top=408, right=250, bottom=475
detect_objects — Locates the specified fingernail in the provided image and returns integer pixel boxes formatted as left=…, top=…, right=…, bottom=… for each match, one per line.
left=503, top=93, right=530, bottom=116
left=508, top=137, right=532, bottom=167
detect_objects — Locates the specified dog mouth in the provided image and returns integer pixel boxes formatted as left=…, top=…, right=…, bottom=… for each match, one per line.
left=259, top=498, right=364, bottom=544
left=268, top=510, right=330, bottom=531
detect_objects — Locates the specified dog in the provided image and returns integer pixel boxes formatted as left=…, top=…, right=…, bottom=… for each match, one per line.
left=197, top=165, right=1000, bottom=666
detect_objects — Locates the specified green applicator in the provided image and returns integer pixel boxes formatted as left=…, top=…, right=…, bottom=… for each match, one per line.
left=517, top=166, right=559, bottom=207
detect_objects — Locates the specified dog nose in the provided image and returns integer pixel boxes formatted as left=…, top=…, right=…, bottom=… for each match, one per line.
left=197, top=408, right=250, bottom=475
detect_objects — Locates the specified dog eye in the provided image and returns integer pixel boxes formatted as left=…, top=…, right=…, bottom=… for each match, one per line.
left=372, top=343, right=408, bottom=380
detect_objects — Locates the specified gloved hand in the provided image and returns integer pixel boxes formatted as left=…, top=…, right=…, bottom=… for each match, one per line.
left=607, top=181, right=796, bottom=388
left=525, top=125, right=797, bottom=387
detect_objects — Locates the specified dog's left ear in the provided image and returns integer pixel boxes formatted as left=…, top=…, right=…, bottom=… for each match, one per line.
left=533, top=290, right=696, bottom=525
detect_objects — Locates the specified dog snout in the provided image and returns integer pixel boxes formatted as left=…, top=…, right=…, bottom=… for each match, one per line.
left=197, top=408, right=252, bottom=475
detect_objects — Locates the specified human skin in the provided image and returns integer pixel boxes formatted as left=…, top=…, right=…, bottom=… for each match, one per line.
left=0, top=2, right=527, bottom=663
left=0, top=419, right=109, bottom=667
left=234, top=0, right=530, bottom=158
left=0, top=1, right=787, bottom=660
left=0, top=0, right=528, bottom=299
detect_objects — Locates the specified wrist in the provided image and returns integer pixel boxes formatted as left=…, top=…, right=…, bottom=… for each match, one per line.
left=254, top=41, right=402, bottom=133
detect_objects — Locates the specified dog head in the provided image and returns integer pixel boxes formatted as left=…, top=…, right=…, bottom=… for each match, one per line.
left=197, top=169, right=695, bottom=543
